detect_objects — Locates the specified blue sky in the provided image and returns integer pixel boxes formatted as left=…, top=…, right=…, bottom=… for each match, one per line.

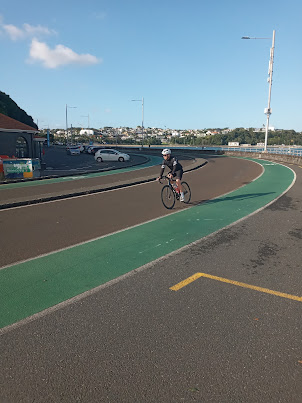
left=1, top=0, right=302, bottom=131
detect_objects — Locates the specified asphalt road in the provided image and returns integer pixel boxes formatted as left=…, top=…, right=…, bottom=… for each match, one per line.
left=0, top=152, right=197, bottom=208
left=0, top=156, right=260, bottom=266
left=1, top=155, right=301, bottom=402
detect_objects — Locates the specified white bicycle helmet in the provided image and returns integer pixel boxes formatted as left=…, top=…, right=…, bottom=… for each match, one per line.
left=162, top=148, right=171, bottom=155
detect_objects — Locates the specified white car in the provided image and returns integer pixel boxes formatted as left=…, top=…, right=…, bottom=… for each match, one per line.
left=95, top=149, right=130, bottom=162
left=87, top=146, right=95, bottom=154
left=88, top=146, right=104, bottom=155
left=66, top=145, right=80, bottom=155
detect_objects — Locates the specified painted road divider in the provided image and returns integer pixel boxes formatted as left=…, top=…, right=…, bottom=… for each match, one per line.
left=170, top=272, right=302, bottom=302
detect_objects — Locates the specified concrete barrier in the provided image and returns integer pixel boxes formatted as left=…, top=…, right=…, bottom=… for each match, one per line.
left=222, top=151, right=302, bottom=165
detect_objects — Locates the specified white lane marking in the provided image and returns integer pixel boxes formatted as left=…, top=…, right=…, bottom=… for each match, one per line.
left=139, top=239, right=175, bottom=254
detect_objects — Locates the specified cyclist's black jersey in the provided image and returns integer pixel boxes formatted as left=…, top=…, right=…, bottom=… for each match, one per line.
left=159, top=156, right=183, bottom=178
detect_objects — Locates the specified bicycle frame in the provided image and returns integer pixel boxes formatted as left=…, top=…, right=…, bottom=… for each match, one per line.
left=159, top=176, right=191, bottom=209
left=159, top=176, right=180, bottom=199
left=160, top=176, right=179, bottom=192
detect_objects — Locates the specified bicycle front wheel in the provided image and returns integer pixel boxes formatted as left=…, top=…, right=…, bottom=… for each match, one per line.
left=181, top=181, right=191, bottom=203
left=161, top=185, right=175, bottom=209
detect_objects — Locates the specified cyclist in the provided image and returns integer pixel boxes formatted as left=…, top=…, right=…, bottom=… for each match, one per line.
left=157, top=148, right=185, bottom=201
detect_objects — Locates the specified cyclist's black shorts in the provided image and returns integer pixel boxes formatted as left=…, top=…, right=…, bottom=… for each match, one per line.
left=172, top=170, right=183, bottom=180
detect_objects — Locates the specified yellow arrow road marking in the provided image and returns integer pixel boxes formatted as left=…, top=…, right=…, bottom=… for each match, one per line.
left=170, top=273, right=302, bottom=302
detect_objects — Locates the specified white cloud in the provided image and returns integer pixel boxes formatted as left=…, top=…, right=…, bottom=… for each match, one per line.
left=1, top=21, right=56, bottom=41
left=24, top=23, right=56, bottom=37
left=28, top=38, right=101, bottom=69
left=2, top=24, right=25, bottom=40
left=1, top=17, right=100, bottom=69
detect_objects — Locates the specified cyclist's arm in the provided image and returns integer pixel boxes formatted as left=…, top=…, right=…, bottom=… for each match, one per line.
left=171, top=157, right=178, bottom=176
left=158, top=162, right=165, bottom=179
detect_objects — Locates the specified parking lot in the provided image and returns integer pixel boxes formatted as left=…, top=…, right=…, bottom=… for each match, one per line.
left=42, top=145, right=147, bottom=176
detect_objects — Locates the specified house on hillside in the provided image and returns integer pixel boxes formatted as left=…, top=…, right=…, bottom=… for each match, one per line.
left=80, top=129, right=94, bottom=135
left=0, top=113, right=39, bottom=158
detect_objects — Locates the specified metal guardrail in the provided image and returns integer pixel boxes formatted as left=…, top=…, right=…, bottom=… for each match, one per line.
left=203, top=146, right=302, bottom=157
left=154, top=145, right=302, bottom=157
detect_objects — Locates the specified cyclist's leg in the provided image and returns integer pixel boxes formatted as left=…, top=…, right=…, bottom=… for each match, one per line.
left=174, top=170, right=184, bottom=193
left=167, top=171, right=175, bottom=185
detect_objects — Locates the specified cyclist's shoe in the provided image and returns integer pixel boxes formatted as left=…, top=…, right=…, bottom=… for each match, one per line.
left=180, top=194, right=185, bottom=202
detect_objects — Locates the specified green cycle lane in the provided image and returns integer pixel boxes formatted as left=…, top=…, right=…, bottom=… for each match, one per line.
left=0, top=155, right=162, bottom=190
left=0, top=159, right=295, bottom=329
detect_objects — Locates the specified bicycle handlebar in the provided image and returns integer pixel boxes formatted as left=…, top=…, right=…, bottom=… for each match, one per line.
left=158, top=175, right=176, bottom=185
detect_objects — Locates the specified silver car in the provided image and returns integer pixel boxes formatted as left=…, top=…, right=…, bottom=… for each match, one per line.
left=94, top=149, right=130, bottom=162
left=66, top=146, right=80, bottom=155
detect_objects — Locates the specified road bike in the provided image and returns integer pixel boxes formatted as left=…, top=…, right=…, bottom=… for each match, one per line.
left=159, top=176, right=191, bottom=209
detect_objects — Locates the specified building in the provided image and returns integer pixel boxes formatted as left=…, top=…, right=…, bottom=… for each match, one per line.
left=0, top=113, right=39, bottom=158
left=80, top=129, right=94, bottom=136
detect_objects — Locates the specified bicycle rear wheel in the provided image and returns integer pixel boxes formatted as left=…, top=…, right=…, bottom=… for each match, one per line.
left=161, top=185, right=175, bottom=209
left=181, top=181, right=191, bottom=203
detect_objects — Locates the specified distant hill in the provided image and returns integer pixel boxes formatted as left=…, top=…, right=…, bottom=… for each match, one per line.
left=0, top=91, right=38, bottom=129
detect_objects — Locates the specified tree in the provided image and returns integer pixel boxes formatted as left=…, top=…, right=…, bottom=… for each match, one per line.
left=0, top=91, right=37, bottom=129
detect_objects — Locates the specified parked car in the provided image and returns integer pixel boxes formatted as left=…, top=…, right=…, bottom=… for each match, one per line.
left=83, top=145, right=92, bottom=153
left=66, top=145, right=80, bottom=155
left=94, top=149, right=130, bottom=162
left=87, top=146, right=104, bottom=154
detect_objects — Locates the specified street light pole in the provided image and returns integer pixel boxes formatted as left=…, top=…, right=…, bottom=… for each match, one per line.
left=131, top=97, right=144, bottom=147
left=142, top=97, right=144, bottom=146
left=66, top=104, right=77, bottom=144
left=242, top=30, right=275, bottom=152
left=264, top=30, right=275, bottom=152
left=81, top=114, right=90, bottom=129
